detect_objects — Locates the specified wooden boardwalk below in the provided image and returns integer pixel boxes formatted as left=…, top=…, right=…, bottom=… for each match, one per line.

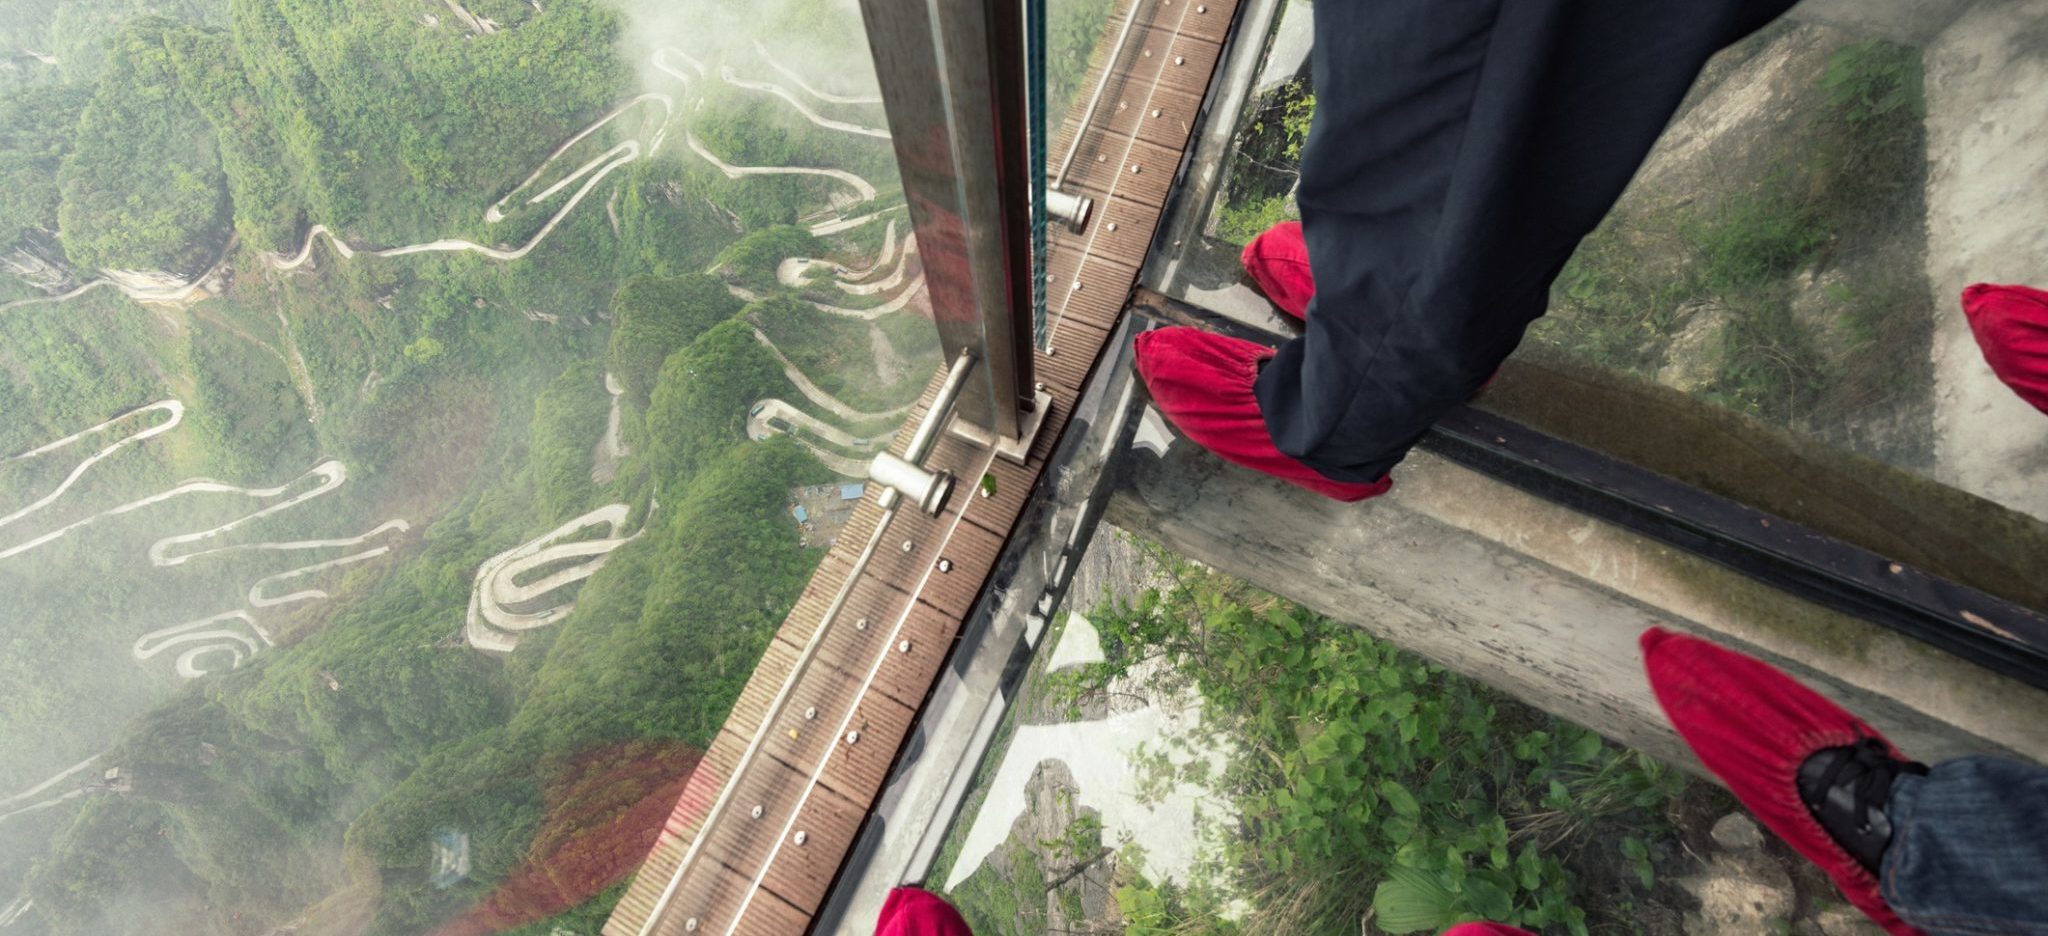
left=604, top=1, right=1242, bottom=932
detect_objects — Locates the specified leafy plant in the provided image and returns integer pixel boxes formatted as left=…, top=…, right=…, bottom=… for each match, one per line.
left=1621, top=836, right=1655, bottom=890
left=1372, top=865, right=1463, bottom=934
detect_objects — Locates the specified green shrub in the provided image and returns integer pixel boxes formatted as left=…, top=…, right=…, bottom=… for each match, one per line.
left=1072, top=556, right=1688, bottom=936
left=607, top=272, right=745, bottom=403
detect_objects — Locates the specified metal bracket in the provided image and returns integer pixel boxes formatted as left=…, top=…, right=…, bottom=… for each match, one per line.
left=948, top=387, right=1053, bottom=465
left=870, top=350, right=978, bottom=516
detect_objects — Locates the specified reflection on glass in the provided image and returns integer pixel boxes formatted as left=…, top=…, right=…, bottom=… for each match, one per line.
left=918, top=531, right=1709, bottom=934
left=1160, top=6, right=2048, bottom=525
left=0, top=0, right=935, bottom=932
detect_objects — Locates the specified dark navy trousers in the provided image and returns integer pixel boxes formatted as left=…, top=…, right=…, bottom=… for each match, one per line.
left=1254, top=0, right=1798, bottom=483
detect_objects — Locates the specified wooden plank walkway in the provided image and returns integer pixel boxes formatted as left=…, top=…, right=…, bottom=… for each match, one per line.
left=604, top=1, right=1240, bottom=932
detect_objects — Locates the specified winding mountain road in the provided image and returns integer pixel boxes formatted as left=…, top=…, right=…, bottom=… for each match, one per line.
left=0, top=401, right=183, bottom=532
left=747, top=398, right=880, bottom=451
left=777, top=221, right=918, bottom=296
left=2, top=409, right=407, bottom=679
left=755, top=40, right=881, bottom=105
left=132, top=610, right=272, bottom=679
left=747, top=399, right=878, bottom=479
left=720, top=65, right=890, bottom=140
left=684, top=130, right=878, bottom=202
left=243, top=519, right=411, bottom=607
left=273, top=95, right=673, bottom=270
left=749, top=326, right=913, bottom=421
left=0, top=755, right=109, bottom=833
left=465, top=503, right=643, bottom=653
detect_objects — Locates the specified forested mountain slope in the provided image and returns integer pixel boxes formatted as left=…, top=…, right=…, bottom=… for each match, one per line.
left=0, top=0, right=940, bottom=931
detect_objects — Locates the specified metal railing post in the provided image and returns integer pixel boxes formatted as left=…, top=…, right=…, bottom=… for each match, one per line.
left=858, top=0, right=1036, bottom=442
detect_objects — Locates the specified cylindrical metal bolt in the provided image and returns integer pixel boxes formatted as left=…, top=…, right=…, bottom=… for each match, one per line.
left=685, top=919, right=699, bottom=932
left=751, top=804, right=764, bottom=819
left=854, top=618, right=868, bottom=631
left=793, top=831, right=808, bottom=846
left=901, top=539, right=914, bottom=553
left=1106, top=222, right=1118, bottom=232
left=1129, top=164, right=1141, bottom=174
left=804, top=705, right=818, bottom=719
left=898, top=639, right=912, bottom=653
left=1151, top=109, right=1162, bottom=118
left=1174, top=56, right=1186, bottom=65
left=1196, top=4, right=1206, bottom=12
left=937, top=558, right=953, bottom=573
left=846, top=730, right=861, bottom=744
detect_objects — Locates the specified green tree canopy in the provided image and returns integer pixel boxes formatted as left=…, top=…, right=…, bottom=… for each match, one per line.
left=605, top=272, right=744, bottom=403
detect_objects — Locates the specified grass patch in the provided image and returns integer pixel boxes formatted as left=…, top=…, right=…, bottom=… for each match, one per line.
left=1534, top=35, right=1932, bottom=445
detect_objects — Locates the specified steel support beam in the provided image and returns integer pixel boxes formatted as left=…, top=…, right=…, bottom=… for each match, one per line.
left=859, top=0, right=1036, bottom=440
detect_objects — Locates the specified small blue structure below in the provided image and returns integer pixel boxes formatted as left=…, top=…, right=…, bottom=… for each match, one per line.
left=793, top=506, right=810, bottom=523
left=840, top=483, right=866, bottom=501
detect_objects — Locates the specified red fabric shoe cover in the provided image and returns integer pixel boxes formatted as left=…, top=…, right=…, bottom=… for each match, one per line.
left=1240, top=220, right=1313, bottom=321
left=1135, top=327, right=1391, bottom=502
left=1639, top=628, right=1923, bottom=936
left=1441, top=924, right=1537, bottom=936
left=1961, top=283, right=2048, bottom=415
left=1235, top=223, right=1503, bottom=397
left=873, top=887, right=973, bottom=936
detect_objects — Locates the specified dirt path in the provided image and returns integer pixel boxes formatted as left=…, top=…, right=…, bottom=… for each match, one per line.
left=268, top=309, right=325, bottom=423
left=1921, top=5, right=2048, bottom=522
left=590, top=372, right=628, bottom=484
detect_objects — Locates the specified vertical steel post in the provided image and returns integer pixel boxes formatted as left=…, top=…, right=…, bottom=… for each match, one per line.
left=858, top=0, right=1035, bottom=440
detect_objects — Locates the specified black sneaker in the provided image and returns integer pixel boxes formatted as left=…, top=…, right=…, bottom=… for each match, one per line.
left=1797, top=737, right=1930, bottom=874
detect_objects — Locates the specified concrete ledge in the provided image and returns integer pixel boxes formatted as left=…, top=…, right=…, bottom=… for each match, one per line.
left=1106, top=433, right=2048, bottom=773
left=1788, top=0, right=1974, bottom=45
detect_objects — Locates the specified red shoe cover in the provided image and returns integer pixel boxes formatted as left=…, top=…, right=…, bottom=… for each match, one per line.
left=873, top=887, right=973, bottom=936
left=1961, top=283, right=2048, bottom=415
left=1237, top=222, right=1502, bottom=398
left=1134, top=327, right=1391, bottom=502
left=1441, top=925, right=1536, bottom=936
left=1240, top=220, right=1313, bottom=321
left=1640, top=628, right=1923, bottom=936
